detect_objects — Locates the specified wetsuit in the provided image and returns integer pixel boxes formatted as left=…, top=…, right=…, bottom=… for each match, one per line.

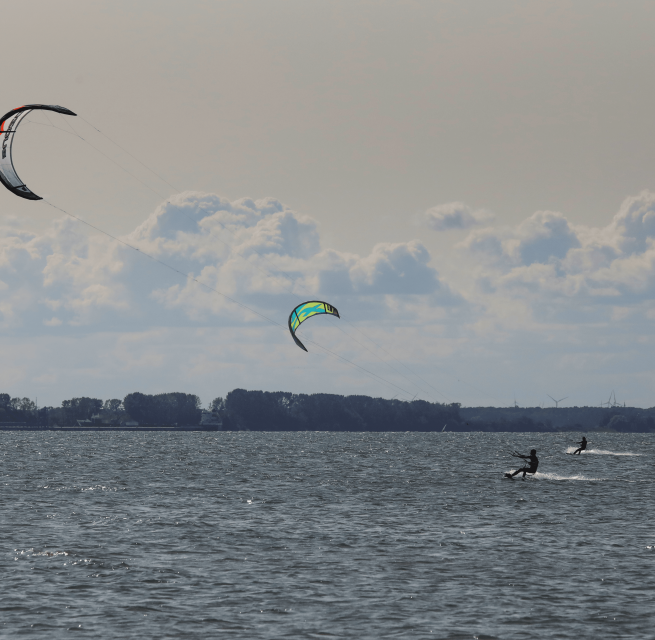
left=573, top=438, right=587, bottom=455
left=508, top=452, right=539, bottom=478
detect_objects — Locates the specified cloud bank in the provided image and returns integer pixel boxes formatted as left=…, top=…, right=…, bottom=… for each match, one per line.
left=0, top=193, right=457, bottom=334
left=3, top=191, right=655, bottom=407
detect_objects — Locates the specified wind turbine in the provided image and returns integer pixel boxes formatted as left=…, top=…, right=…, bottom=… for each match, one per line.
left=603, top=391, right=620, bottom=408
left=547, top=395, right=568, bottom=408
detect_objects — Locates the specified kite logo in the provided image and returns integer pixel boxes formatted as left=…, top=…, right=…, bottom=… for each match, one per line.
left=1, top=114, right=19, bottom=159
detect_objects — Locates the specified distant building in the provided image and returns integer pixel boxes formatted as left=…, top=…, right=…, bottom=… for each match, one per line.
left=200, top=410, right=222, bottom=429
left=91, top=412, right=122, bottom=425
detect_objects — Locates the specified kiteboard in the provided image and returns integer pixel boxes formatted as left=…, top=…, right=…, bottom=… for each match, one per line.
left=504, top=473, right=534, bottom=480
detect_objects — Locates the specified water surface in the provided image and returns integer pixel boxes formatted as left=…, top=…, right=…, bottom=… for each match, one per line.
left=1, top=431, right=653, bottom=638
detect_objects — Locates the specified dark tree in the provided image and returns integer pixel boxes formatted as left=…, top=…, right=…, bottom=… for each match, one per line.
left=223, top=389, right=462, bottom=432
left=61, top=397, right=103, bottom=423
left=123, top=392, right=201, bottom=425
left=104, top=399, right=123, bottom=412
left=210, top=397, right=225, bottom=412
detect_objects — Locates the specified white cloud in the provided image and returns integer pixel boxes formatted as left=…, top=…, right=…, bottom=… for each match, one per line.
left=0, top=191, right=458, bottom=333
left=421, top=202, right=494, bottom=231
left=349, top=241, right=441, bottom=294
left=608, top=191, right=655, bottom=254
left=460, top=192, right=655, bottom=304
left=118, top=193, right=461, bottom=323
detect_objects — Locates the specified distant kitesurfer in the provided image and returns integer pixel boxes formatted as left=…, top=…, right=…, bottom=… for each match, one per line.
left=572, top=437, right=588, bottom=455
left=505, top=449, right=539, bottom=479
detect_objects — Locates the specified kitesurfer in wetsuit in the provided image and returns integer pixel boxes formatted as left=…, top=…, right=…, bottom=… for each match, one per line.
left=506, top=449, right=539, bottom=479
left=573, top=437, right=587, bottom=455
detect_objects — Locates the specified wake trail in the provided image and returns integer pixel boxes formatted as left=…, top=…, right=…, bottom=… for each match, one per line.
left=505, top=470, right=604, bottom=481
left=565, top=447, right=641, bottom=456
left=533, top=471, right=605, bottom=482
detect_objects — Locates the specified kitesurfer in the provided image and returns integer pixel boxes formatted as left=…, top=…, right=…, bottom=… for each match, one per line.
left=572, top=437, right=587, bottom=455
left=505, top=449, right=539, bottom=479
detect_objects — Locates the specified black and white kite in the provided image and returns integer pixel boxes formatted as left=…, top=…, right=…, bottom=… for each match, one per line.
left=0, top=104, right=77, bottom=200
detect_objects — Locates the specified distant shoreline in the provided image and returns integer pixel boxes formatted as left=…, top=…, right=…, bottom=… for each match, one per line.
left=0, top=425, right=219, bottom=432
left=0, top=425, right=633, bottom=433
left=3, top=389, right=654, bottom=432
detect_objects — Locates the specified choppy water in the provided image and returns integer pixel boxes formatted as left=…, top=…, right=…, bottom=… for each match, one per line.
left=1, top=431, right=653, bottom=639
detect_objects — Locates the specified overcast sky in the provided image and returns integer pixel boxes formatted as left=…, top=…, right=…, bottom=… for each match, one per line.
left=3, top=0, right=655, bottom=408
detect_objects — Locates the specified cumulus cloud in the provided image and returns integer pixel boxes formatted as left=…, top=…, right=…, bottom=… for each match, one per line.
left=459, top=190, right=655, bottom=318
left=606, top=191, right=655, bottom=255
left=0, top=192, right=457, bottom=333
left=349, top=241, right=440, bottom=294
left=421, top=202, right=493, bottom=231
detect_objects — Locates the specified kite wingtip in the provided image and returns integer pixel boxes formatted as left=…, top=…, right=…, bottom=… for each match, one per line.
left=54, top=106, right=77, bottom=117
left=293, top=335, right=309, bottom=352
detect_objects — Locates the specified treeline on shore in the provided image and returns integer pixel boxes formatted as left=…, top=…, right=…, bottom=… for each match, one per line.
left=1, top=391, right=655, bottom=432
left=459, top=405, right=655, bottom=433
left=0, top=393, right=204, bottom=428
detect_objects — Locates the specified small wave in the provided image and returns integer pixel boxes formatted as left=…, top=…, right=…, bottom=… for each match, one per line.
left=40, top=485, right=120, bottom=492
left=565, top=447, right=641, bottom=456
left=14, top=549, right=70, bottom=558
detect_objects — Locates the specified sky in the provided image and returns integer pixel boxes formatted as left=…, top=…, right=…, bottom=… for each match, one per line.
left=3, top=0, right=655, bottom=408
